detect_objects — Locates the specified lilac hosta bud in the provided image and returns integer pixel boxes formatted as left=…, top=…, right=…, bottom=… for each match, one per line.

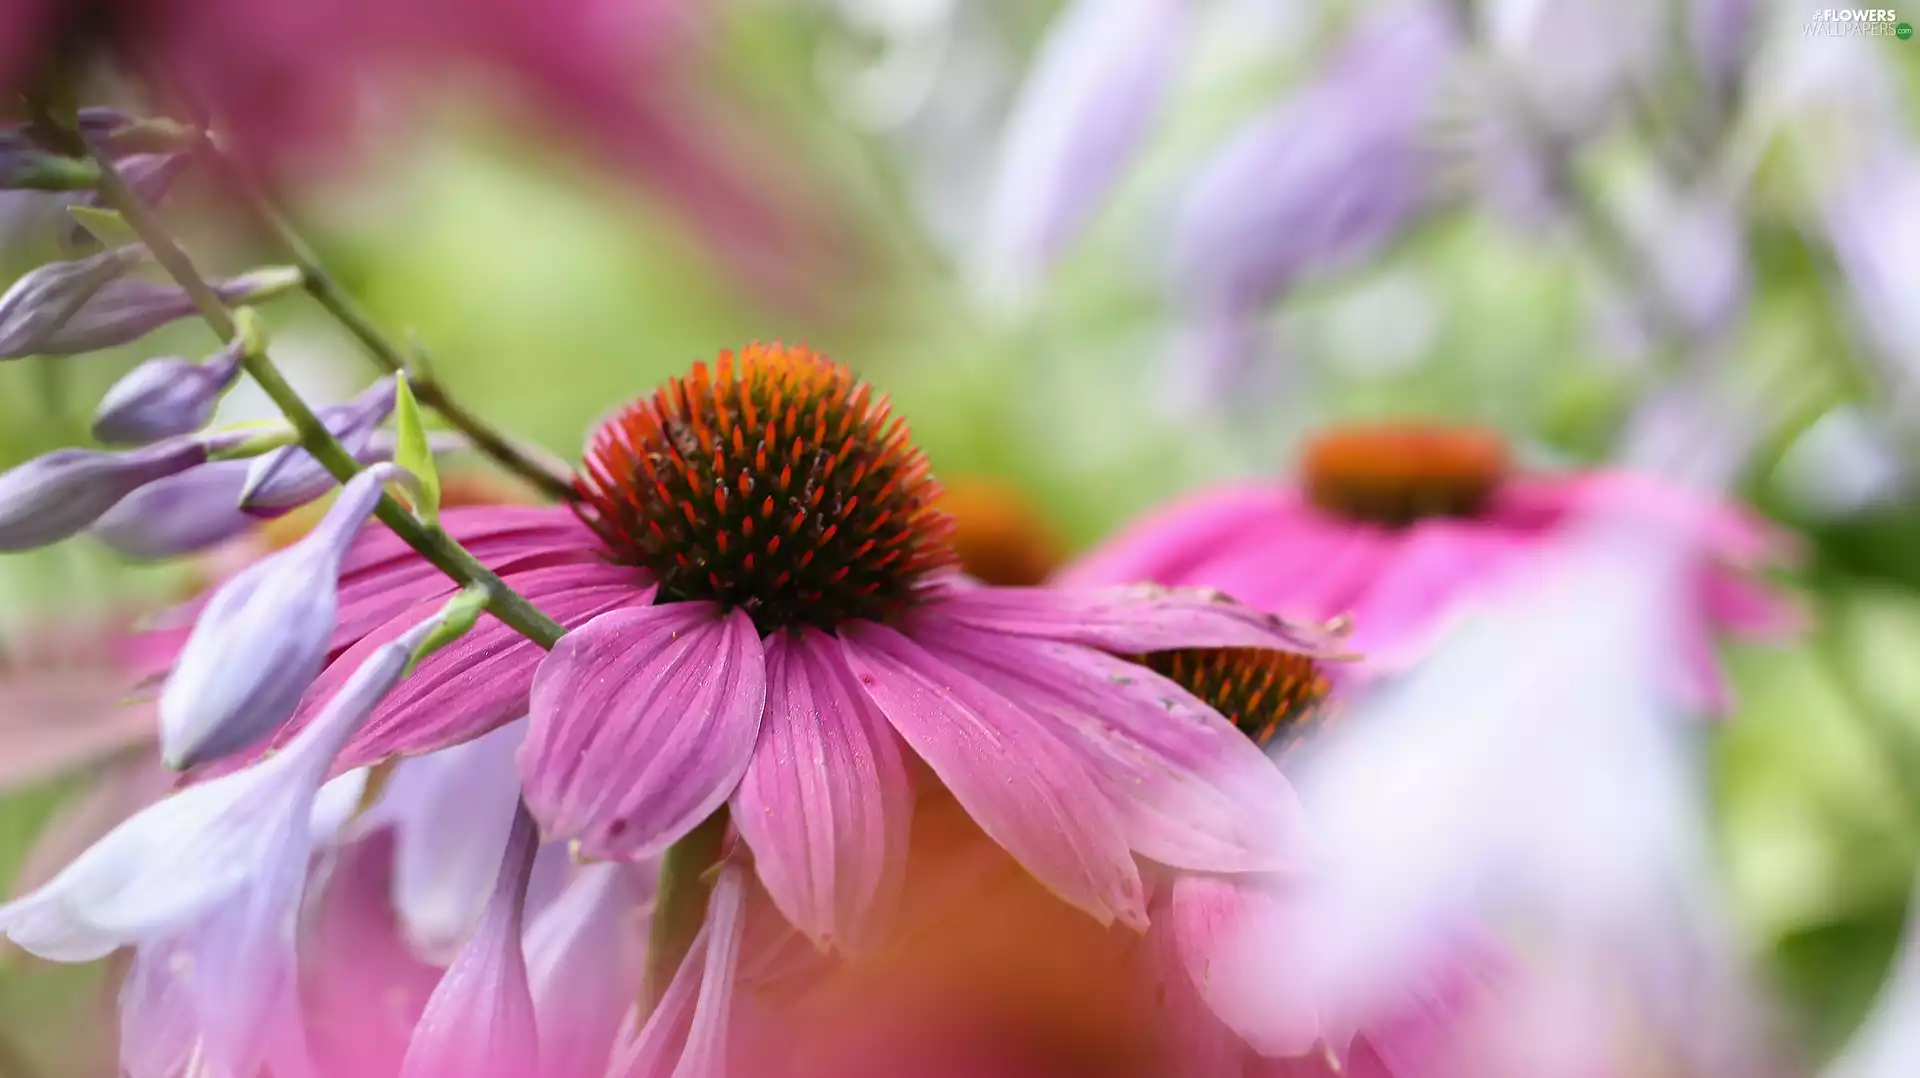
left=240, top=377, right=397, bottom=514
left=976, top=0, right=1188, bottom=303
left=0, top=247, right=142, bottom=358
left=93, top=338, right=246, bottom=445
left=69, top=154, right=188, bottom=247
left=90, top=435, right=407, bottom=560
left=88, top=459, right=257, bottom=560
left=1170, top=7, right=1459, bottom=313
left=160, top=463, right=404, bottom=769
left=17, top=266, right=300, bottom=359
left=0, top=439, right=207, bottom=552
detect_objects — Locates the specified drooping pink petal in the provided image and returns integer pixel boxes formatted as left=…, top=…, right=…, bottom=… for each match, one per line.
left=337, top=506, right=594, bottom=579
left=333, top=540, right=606, bottom=652
left=731, top=627, right=912, bottom=953
left=1492, top=472, right=1799, bottom=568
left=1169, top=873, right=1321, bottom=1059
left=912, top=617, right=1309, bottom=874
left=1166, top=512, right=1380, bottom=619
left=604, top=863, right=753, bottom=1078
left=1697, top=568, right=1804, bottom=641
left=1145, top=891, right=1252, bottom=1078
left=1052, top=484, right=1296, bottom=587
left=400, top=804, right=541, bottom=1078
left=1341, top=521, right=1526, bottom=667
left=927, top=582, right=1349, bottom=656
left=304, top=831, right=442, bottom=1078
left=521, top=603, right=767, bottom=861
left=838, top=621, right=1147, bottom=930
left=528, top=864, right=649, bottom=1078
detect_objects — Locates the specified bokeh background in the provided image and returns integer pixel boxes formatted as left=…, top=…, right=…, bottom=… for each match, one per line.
left=4, top=0, right=1920, bottom=1072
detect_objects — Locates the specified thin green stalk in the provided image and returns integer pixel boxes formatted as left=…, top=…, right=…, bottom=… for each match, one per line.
left=86, top=145, right=567, bottom=649
left=203, top=149, right=578, bottom=503
left=642, top=810, right=731, bottom=1015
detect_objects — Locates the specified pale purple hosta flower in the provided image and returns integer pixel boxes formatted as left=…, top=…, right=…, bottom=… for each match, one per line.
left=241, top=377, right=397, bottom=513
left=527, top=863, right=649, bottom=1078
left=0, top=437, right=208, bottom=551
left=160, top=463, right=402, bottom=769
left=70, top=153, right=188, bottom=239
left=0, top=256, right=298, bottom=359
left=93, top=337, right=247, bottom=445
left=90, top=429, right=434, bottom=560
left=0, top=246, right=142, bottom=358
left=399, top=802, right=542, bottom=1078
left=1167, top=6, right=1459, bottom=401
left=181, top=345, right=1340, bottom=958
left=2, top=604, right=457, bottom=1078
left=975, top=0, right=1189, bottom=303
left=365, top=719, right=532, bottom=960
left=89, top=458, right=261, bottom=560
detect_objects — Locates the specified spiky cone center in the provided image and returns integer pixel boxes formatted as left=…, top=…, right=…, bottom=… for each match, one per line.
left=1302, top=423, right=1508, bottom=527
left=577, top=343, right=956, bottom=632
left=1144, top=648, right=1331, bottom=757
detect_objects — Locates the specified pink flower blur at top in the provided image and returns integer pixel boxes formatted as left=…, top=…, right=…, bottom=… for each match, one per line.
left=168, top=343, right=1345, bottom=958
left=0, top=0, right=860, bottom=310
left=1060, top=422, right=1800, bottom=712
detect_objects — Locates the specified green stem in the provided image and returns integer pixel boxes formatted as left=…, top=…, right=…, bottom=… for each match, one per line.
left=202, top=148, right=578, bottom=504
left=642, top=810, right=731, bottom=1015
left=87, top=145, right=568, bottom=650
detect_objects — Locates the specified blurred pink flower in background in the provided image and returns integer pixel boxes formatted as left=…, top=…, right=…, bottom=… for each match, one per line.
left=0, top=0, right=866, bottom=311
left=1061, top=421, right=1800, bottom=710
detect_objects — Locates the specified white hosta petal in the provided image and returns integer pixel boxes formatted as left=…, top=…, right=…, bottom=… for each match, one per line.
left=374, top=719, right=529, bottom=960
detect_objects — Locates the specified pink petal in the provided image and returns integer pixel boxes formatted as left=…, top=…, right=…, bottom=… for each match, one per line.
left=304, top=831, right=442, bottom=1078
left=1146, top=890, right=1255, bottom=1078
left=1053, top=483, right=1295, bottom=587
left=1170, top=873, right=1321, bottom=1058
left=914, top=616, right=1308, bottom=874
left=400, top=805, right=541, bottom=1078
left=838, top=622, right=1147, bottom=930
left=521, top=603, right=766, bottom=861
left=1166, top=512, right=1375, bottom=618
left=1697, top=567, right=1804, bottom=641
left=928, top=584, right=1348, bottom=656
left=1492, top=472, right=1797, bottom=568
left=338, top=506, right=592, bottom=578
left=731, top=628, right=912, bottom=953
left=197, top=563, right=655, bottom=781
left=1341, top=521, right=1524, bottom=667
left=604, top=864, right=752, bottom=1078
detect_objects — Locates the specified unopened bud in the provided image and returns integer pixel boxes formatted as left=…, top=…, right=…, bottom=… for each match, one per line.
left=240, top=378, right=397, bottom=514
left=92, top=338, right=246, bottom=445
left=0, top=439, right=208, bottom=552
left=159, top=464, right=404, bottom=768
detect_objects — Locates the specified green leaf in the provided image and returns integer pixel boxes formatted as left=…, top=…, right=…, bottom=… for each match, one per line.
left=405, top=584, right=490, bottom=675
left=393, top=373, right=440, bottom=526
left=67, top=205, right=140, bottom=249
